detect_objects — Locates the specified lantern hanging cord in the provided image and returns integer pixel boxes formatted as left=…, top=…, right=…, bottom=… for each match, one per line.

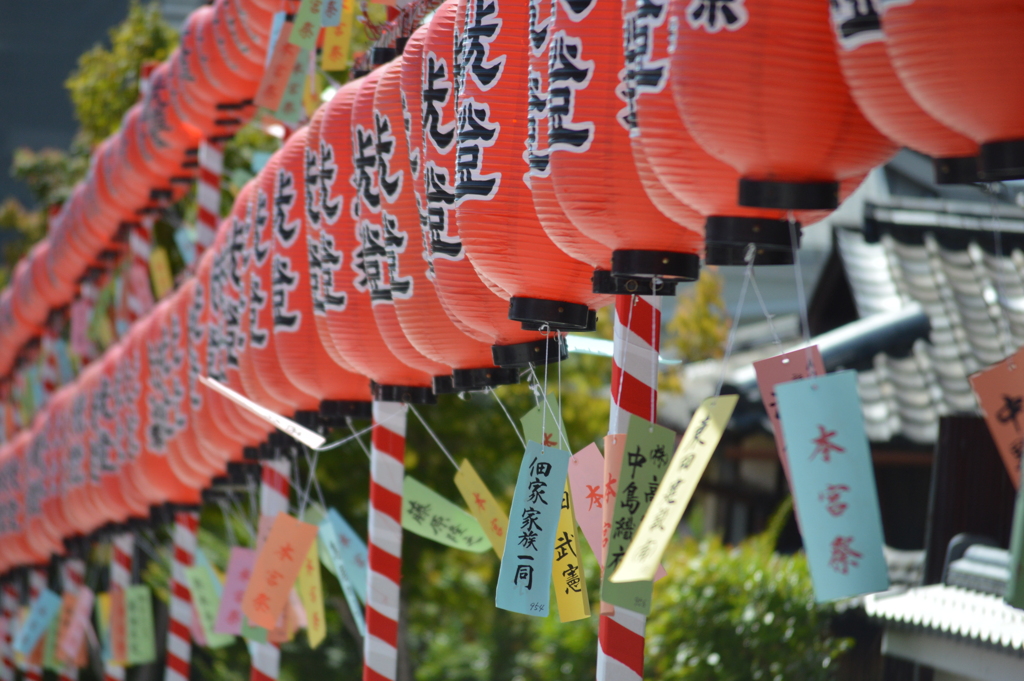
left=789, top=213, right=811, bottom=345
left=346, top=416, right=373, bottom=460
left=312, top=408, right=403, bottom=453
left=750, top=267, right=781, bottom=346
left=489, top=386, right=525, bottom=449
left=297, top=444, right=323, bottom=517
left=409, top=404, right=460, bottom=471
left=715, top=244, right=755, bottom=397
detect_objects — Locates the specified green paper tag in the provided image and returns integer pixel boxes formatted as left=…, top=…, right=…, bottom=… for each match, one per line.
left=184, top=565, right=234, bottom=649
left=125, top=585, right=156, bottom=665
left=402, top=477, right=489, bottom=552
left=42, top=610, right=60, bottom=671
left=241, top=616, right=268, bottom=644
left=601, top=415, right=676, bottom=615
left=520, top=402, right=566, bottom=450
left=288, top=0, right=323, bottom=50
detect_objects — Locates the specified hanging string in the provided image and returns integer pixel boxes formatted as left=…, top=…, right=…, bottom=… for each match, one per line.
left=312, top=410, right=402, bottom=453
left=409, top=404, right=460, bottom=471
left=541, top=324, right=550, bottom=451
left=489, top=386, right=525, bottom=448
left=556, top=331, right=570, bottom=452
left=346, top=416, right=373, bottom=460
left=750, top=268, right=782, bottom=347
left=650, top=293, right=660, bottom=427
left=297, top=445, right=323, bottom=518
left=715, top=244, right=756, bottom=397
left=788, top=212, right=811, bottom=345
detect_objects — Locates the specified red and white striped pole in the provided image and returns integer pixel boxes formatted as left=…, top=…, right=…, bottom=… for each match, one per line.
left=22, top=568, right=46, bottom=681
left=59, top=558, right=86, bottom=681
left=194, top=140, right=224, bottom=265
left=0, top=581, right=18, bottom=681
left=126, top=218, right=155, bottom=323
left=164, top=512, right=199, bottom=681
left=251, top=459, right=290, bottom=681
left=597, top=294, right=660, bottom=681
left=105, top=533, right=133, bottom=681
left=364, top=401, right=408, bottom=681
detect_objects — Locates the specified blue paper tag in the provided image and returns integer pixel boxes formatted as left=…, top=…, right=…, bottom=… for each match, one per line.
left=318, top=521, right=366, bottom=637
left=326, top=508, right=368, bottom=604
left=13, top=589, right=61, bottom=656
left=174, top=226, right=196, bottom=267
left=266, top=12, right=287, bottom=67
left=776, top=371, right=890, bottom=602
left=495, top=441, right=570, bottom=617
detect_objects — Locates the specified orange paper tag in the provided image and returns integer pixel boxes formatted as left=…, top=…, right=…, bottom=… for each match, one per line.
left=970, top=351, right=1024, bottom=488
left=53, top=594, right=76, bottom=665
left=241, top=514, right=319, bottom=629
left=109, top=588, right=126, bottom=664
left=254, top=20, right=303, bottom=111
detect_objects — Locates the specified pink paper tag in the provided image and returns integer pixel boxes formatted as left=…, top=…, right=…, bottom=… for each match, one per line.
left=754, top=346, right=826, bottom=484
left=59, top=587, right=93, bottom=662
left=190, top=603, right=208, bottom=647
left=568, top=444, right=607, bottom=557
left=215, top=548, right=256, bottom=635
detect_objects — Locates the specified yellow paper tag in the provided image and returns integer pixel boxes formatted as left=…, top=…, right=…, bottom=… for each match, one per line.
left=611, top=396, right=737, bottom=583
left=551, top=482, right=590, bottom=622
left=296, top=541, right=326, bottom=648
left=320, top=0, right=355, bottom=70
left=454, top=459, right=509, bottom=558
left=149, top=246, right=174, bottom=300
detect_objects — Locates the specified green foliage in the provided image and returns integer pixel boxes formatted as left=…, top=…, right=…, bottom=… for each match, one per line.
left=665, top=269, right=730, bottom=363
left=646, top=500, right=852, bottom=681
left=65, top=1, right=177, bottom=146
left=10, top=144, right=89, bottom=208
left=0, top=199, right=47, bottom=288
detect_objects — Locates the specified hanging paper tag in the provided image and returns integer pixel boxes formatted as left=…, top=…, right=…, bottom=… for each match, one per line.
left=95, top=592, right=111, bottom=662
left=520, top=402, right=566, bottom=449
left=321, top=0, right=355, bottom=68
left=199, top=376, right=326, bottom=448
left=184, top=563, right=233, bottom=649
left=149, top=246, right=174, bottom=300
left=401, top=477, right=489, bottom=552
left=216, top=547, right=256, bottom=635
left=776, top=371, right=890, bottom=602
left=241, top=616, right=268, bottom=644
left=755, top=346, right=825, bottom=485
left=58, top=587, right=93, bottom=663
left=109, top=587, right=126, bottom=664
left=125, top=585, right=156, bottom=665
left=289, top=0, right=323, bottom=50
left=296, top=541, right=327, bottom=648
left=970, top=352, right=1024, bottom=489
left=550, top=482, right=590, bottom=622
left=174, top=226, right=197, bottom=267
left=495, top=441, right=571, bottom=617
left=275, top=48, right=311, bottom=125
left=320, top=0, right=344, bottom=26
left=325, top=508, right=368, bottom=603
left=317, top=520, right=366, bottom=637
left=454, top=459, right=509, bottom=557
left=42, top=608, right=60, bottom=671
left=612, top=396, right=737, bottom=583
left=1005, top=477, right=1024, bottom=608
left=601, top=415, right=675, bottom=615
left=265, top=12, right=287, bottom=67
left=12, top=589, right=61, bottom=656
left=255, top=19, right=302, bottom=111
left=567, top=443, right=607, bottom=556
left=241, top=514, right=320, bottom=629
left=52, top=592, right=76, bottom=664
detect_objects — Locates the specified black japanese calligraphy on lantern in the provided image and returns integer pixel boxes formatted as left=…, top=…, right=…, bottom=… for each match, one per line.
left=319, top=140, right=342, bottom=225
left=374, top=111, right=403, bottom=203
left=528, top=0, right=551, bottom=55
left=526, top=69, right=550, bottom=177
left=455, top=100, right=501, bottom=201
left=829, top=0, right=882, bottom=50
left=274, top=170, right=300, bottom=247
left=622, top=0, right=671, bottom=131
left=313, top=231, right=348, bottom=315
left=249, top=274, right=269, bottom=349
left=253, top=190, right=271, bottom=267
left=461, top=0, right=506, bottom=91
left=559, top=0, right=596, bottom=21
left=352, top=214, right=413, bottom=302
left=402, top=91, right=420, bottom=183
left=187, top=282, right=205, bottom=411
left=351, top=124, right=380, bottom=216
left=272, top=254, right=302, bottom=332
left=423, top=52, right=456, bottom=154
left=685, top=0, right=748, bottom=33
left=423, top=163, right=463, bottom=262
left=304, top=146, right=321, bottom=229
left=547, top=31, right=594, bottom=153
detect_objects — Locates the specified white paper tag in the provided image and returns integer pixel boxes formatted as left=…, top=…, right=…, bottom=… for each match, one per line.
left=198, top=376, right=326, bottom=449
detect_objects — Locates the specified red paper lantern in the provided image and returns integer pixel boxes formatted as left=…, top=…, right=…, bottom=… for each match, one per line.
left=319, top=77, right=436, bottom=400
left=375, top=47, right=520, bottom=391
left=412, top=3, right=562, bottom=369
left=882, top=0, right=1024, bottom=181
left=273, top=125, right=373, bottom=410
left=23, top=422, right=64, bottom=558
left=455, top=0, right=611, bottom=332
left=827, top=1, right=979, bottom=184
left=537, top=0, right=703, bottom=287
left=671, top=0, right=896, bottom=256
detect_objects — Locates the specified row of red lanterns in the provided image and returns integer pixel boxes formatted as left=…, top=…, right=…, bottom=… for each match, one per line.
left=2, top=0, right=1023, bottom=566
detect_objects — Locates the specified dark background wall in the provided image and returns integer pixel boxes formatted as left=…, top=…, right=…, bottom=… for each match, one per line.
left=0, top=0, right=132, bottom=206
